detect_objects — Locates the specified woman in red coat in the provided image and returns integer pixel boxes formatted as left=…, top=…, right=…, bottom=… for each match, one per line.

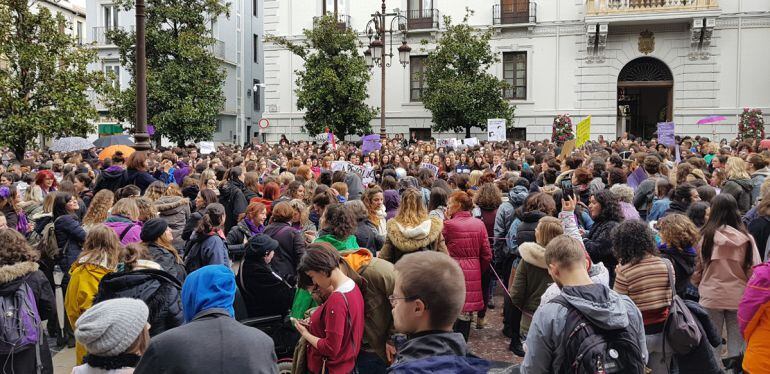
left=443, top=190, right=492, bottom=341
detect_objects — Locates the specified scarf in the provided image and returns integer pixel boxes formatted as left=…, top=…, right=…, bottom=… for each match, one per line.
left=244, top=218, right=264, bottom=236
left=105, top=214, right=134, bottom=224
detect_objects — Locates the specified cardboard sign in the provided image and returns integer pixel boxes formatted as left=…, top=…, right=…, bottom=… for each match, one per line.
left=362, top=166, right=376, bottom=186
left=199, top=141, right=216, bottom=155
left=576, top=116, right=591, bottom=147
left=420, top=162, right=439, bottom=177
left=487, top=119, right=506, bottom=142
left=627, top=167, right=648, bottom=190
left=463, top=137, right=479, bottom=147
left=331, top=161, right=348, bottom=172
left=657, top=122, right=676, bottom=147
left=437, top=138, right=458, bottom=149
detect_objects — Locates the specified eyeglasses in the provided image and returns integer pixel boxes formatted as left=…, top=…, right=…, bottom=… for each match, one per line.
left=388, top=294, right=418, bottom=306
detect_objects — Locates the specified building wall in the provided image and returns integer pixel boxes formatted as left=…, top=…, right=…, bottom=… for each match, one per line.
left=263, top=0, right=770, bottom=143
left=85, top=0, right=264, bottom=145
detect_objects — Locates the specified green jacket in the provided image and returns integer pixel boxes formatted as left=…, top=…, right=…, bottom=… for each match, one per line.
left=510, top=242, right=553, bottom=334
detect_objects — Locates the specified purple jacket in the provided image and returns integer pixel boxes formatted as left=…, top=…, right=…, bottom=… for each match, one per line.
left=384, top=189, right=400, bottom=220
left=174, top=161, right=191, bottom=184
left=104, top=220, right=143, bottom=245
left=739, top=262, right=770, bottom=335
left=619, top=202, right=641, bottom=221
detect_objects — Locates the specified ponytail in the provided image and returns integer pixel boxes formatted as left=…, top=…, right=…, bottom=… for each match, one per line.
left=195, top=203, right=226, bottom=236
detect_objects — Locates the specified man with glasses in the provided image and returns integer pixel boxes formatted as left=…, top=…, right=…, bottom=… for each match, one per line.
left=388, top=251, right=490, bottom=373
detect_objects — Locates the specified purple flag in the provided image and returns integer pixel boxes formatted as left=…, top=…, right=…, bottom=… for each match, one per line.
left=147, top=125, right=155, bottom=137
left=627, top=167, right=648, bottom=190
left=361, top=134, right=381, bottom=155
left=696, top=115, right=726, bottom=125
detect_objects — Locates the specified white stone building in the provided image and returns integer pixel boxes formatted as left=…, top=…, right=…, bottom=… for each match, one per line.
left=85, top=0, right=264, bottom=144
left=263, top=0, right=770, bottom=142
left=32, top=0, right=86, bottom=43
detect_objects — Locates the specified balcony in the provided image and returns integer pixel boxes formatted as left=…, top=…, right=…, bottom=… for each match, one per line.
left=406, top=8, right=440, bottom=30
left=208, top=39, right=226, bottom=60
left=586, top=0, right=720, bottom=23
left=312, top=13, right=352, bottom=30
left=492, top=2, right=536, bottom=25
left=92, top=26, right=133, bottom=46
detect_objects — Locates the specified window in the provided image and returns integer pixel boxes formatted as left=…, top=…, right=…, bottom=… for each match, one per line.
left=253, top=34, right=258, bottom=63
left=215, top=118, right=222, bottom=133
left=76, top=21, right=83, bottom=44
left=104, top=64, right=120, bottom=88
left=410, top=56, right=427, bottom=102
left=103, top=5, right=119, bottom=30
left=253, top=0, right=258, bottom=16
left=322, top=0, right=341, bottom=14
left=253, top=79, right=261, bottom=111
left=503, top=52, right=527, bottom=100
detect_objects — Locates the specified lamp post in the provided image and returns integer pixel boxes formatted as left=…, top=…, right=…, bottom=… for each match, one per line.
left=365, top=0, right=410, bottom=141
left=133, top=0, right=151, bottom=150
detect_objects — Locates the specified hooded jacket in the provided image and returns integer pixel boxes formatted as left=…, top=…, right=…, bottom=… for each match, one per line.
left=379, top=217, right=447, bottom=264
left=173, top=161, right=191, bottom=186
left=493, top=185, right=529, bottom=261
left=263, top=222, right=306, bottom=285
left=155, top=195, right=191, bottom=250
left=225, top=219, right=264, bottom=260
left=443, top=211, right=492, bottom=313
left=659, top=244, right=697, bottom=299
left=344, top=172, right=363, bottom=201
left=389, top=331, right=490, bottom=374
left=134, top=265, right=278, bottom=374
left=236, top=252, right=294, bottom=319
left=315, top=234, right=359, bottom=251
left=692, top=225, right=761, bottom=310
left=0, top=262, right=54, bottom=374
left=104, top=215, right=142, bottom=245
left=93, top=262, right=184, bottom=337
left=146, top=242, right=186, bottom=284
left=511, top=243, right=553, bottom=322
left=184, top=233, right=231, bottom=274
left=124, top=168, right=160, bottom=194
left=383, top=189, right=400, bottom=220
left=66, top=260, right=114, bottom=364
left=750, top=167, right=770, bottom=204
left=739, top=262, right=770, bottom=373
left=54, top=213, right=87, bottom=261
left=354, top=220, right=384, bottom=256
left=722, top=177, right=754, bottom=214
left=515, top=211, right=546, bottom=247
left=520, top=283, right=647, bottom=374
left=219, top=181, right=248, bottom=233
left=93, top=166, right=126, bottom=193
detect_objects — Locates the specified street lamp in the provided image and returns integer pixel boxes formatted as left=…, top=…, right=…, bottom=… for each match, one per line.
left=365, top=0, right=410, bottom=140
left=133, top=0, right=151, bottom=150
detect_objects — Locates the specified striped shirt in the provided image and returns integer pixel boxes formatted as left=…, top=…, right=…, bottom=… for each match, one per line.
left=614, top=255, right=672, bottom=326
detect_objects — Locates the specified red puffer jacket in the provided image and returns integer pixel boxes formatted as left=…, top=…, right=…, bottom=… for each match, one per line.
left=443, top=211, right=492, bottom=313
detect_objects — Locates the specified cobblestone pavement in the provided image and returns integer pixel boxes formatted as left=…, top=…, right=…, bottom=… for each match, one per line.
left=467, top=291, right=523, bottom=373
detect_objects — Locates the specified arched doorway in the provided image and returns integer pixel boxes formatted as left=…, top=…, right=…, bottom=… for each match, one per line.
left=617, top=57, right=673, bottom=139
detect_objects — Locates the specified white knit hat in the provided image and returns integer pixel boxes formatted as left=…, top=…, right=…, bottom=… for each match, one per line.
left=75, top=298, right=149, bottom=356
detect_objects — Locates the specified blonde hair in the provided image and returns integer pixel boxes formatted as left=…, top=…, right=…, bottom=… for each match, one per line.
left=331, top=182, right=348, bottom=198
left=394, top=188, right=428, bottom=227
left=469, top=170, right=484, bottom=187
left=144, top=182, right=167, bottom=201
left=111, top=198, right=140, bottom=221
left=535, top=217, right=564, bottom=247
left=725, top=157, right=750, bottom=180
left=135, top=197, right=158, bottom=222
left=41, top=191, right=58, bottom=214
left=164, top=183, right=183, bottom=197
left=287, top=199, right=311, bottom=227
left=83, top=190, right=115, bottom=226
left=199, top=169, right=217, bottom=188
left=77, top=224, right=124, bottom=269
left=658, top=213, right=699, bottom=250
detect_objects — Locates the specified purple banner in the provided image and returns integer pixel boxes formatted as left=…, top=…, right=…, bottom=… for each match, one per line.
left=147, top=125, right=155, bottom=137
left=627, top=167, right=648, bottom=191
left=657, top=122, right=675, bottom=147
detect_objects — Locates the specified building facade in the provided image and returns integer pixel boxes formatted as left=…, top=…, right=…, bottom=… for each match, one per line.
left=263, top=0, right=770, bottom=142
left=35, top=0, right=87, bottom=43
left=85, top=0, right=264, bottom=145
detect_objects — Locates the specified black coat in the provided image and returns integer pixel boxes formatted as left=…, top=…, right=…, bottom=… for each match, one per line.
left=0, top=262, right=54, bottom=374
left=134, top=309, right=278, bottom=374
left=237, top=259, right=294, bottom=318
left=674, top=300, right=724, bottom=374
left=263, top=222, right=306, bottom=286
left=515, top=210, right=547, bottom=248
left=660, top=247, right=697, bottom=299
left=219, top=182, right=248, bottom=233
left=748, top=215, right=770, bottom=262
left=53, top=214, right=86, bottom=260
left=182, top=211, right=203, bottom=242
left=355, top=220, right=384, bottom=256
left=1, top=204, right=18, bottom=232
left=93, top=268, right=184, bottom=337
left=147, top=242, right=187, bottom=284
left=226, top=220, right=256, bottom=259
left=584, top=219, right=619, bottom=286
left=124, top=169, right=160, bottom=194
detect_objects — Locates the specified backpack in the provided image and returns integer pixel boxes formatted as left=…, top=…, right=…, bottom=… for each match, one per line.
left=0, top=280, right=41, bottom=357
left=550, top=295, right=646, bottom=374
left=37, top=218, right=66, bottom=260
left=662, top=258, right=702, bottom=355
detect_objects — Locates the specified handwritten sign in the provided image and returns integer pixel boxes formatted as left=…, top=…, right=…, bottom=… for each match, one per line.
left=420, top=162, right=439, bottom=177
left=199, top=141, right=216, bottom=155
left=437, top=138, right=458, bottom=149
left=657, top=122, right=676, bottom=147
left=576, top=116, right=591, bottom=147
left=463, top=137, right=479, bottom=147
left=487, top=119, right=506, bottom=142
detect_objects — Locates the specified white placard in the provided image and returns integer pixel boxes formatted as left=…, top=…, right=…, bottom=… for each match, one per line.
left=463, top=137, right=479, bottom=147
left=420, top=163, right=439, bottom=176
left=199, top=141, right=216, bottom=155
left=487, top=119, right=506, bottom=142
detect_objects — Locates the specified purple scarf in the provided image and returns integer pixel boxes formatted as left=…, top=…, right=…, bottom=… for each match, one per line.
left=244, top=218, right=264, bottom=236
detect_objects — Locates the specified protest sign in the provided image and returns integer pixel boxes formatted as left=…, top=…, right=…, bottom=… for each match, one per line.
left=331, top=161, right=348, bottom=172
left=627, top=167, right=648, bottom=190
left=576, top=116, right=591, bottom=147
left=487, top=119, right=506, bottom=142
left=657, top=122, right=676, bottom=147
left=199, top=141, right=216, bottom=155
left=437, top=138, right=458, bottom=149
left=420, top=162, right=439, bottom=177
left=463, top=137, right=479, bottom=147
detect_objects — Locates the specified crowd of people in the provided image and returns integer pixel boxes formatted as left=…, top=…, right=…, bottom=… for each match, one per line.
left=0, top=131, right=767, bottom=373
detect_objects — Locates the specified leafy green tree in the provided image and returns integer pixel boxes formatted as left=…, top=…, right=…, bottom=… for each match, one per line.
left=106, top=0, right=228, bottom=146
left=422, top=11, right=514, bottom=139
left=267, top=14, right=376, bottom=139
left=0, top=0, right=108, bottom=160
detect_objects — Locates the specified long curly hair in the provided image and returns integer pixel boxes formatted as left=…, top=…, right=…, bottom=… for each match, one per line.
left=322, top=203, right=356, bottom=239
left=611, top=220, right=658, bottom=266
left=83, top=190, right=114, bottom=226
left=144, top=181, right=167, bottom=201
left=475, top=183, right=502, bottom=211
left=658, top=213, right=699, bottom=250
left=592, top=190, right=622, bottom=223
left=0, top=228, right=39, bottom=266
left=394, top=188, right=428, bottom=227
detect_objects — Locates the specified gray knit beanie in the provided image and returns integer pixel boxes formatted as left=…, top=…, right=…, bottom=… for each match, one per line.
left=74, top=298, right=149, bottom=356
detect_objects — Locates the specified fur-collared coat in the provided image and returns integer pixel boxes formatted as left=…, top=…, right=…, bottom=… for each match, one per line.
left=510, top=242, right=553, bottom=334
left=378, top=217, right=447, bottom=264
left=155, top=195, right=191, bottom=251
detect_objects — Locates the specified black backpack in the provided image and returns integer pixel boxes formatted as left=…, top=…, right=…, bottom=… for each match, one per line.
left=550, top=295, right=646, bottom=374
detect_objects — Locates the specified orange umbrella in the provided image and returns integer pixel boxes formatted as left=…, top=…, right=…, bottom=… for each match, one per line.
left=98, top=145, right=135, bottom=161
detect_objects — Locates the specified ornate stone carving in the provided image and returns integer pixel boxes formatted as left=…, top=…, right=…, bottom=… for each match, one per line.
left=638, top=30, right=654, bottom=55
